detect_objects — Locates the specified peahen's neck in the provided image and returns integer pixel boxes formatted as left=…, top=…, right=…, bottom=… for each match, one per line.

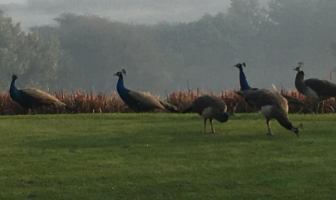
left=295, top=71, right=307, bottom=94
left=239, top=68, right=251, bottom=91
left=276, top=115, right=293, bottom=131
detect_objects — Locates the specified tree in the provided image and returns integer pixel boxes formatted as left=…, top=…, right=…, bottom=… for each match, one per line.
left=0, top=10, right=63, bottom=90
left=36, top=13, right=171, bottom=93
left=266, top=0, right=336, bottom=64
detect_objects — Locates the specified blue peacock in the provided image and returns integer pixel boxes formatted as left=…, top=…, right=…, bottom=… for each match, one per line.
left=9, top=74, right=66, bottom=110
left=114, top=69, right=178, bottom=112
left=234, top=62, right=251, bottom=91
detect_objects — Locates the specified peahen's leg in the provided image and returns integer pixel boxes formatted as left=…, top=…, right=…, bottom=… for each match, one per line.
left=203, top=118, right=207, bottom=133
left=266, top=119, right=273, bottom=136
left=316, top=102, right=320, bottom=114
left=209, top=119, right=215, bottom=133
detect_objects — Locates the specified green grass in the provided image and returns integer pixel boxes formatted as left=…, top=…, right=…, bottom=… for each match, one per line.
left=1, top=113, right=336, bottom=200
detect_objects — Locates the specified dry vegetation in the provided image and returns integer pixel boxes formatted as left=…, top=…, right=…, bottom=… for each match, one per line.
left=1, top=89, right=336, bottom=115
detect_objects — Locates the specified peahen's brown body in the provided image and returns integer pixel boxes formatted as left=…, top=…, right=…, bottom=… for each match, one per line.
left=294, top=62, right=336, bottom=113
left=183, top=95, right=233, bottom=133
left=237, top=88, right=299, bottom=137
left=294, top=62, right=336, bottom=101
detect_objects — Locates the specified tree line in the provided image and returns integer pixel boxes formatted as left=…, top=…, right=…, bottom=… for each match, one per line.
left=0, top=0, right=335, bottom=94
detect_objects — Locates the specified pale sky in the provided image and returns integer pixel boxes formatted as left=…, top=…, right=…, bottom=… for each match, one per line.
left=0, top=0, right=26, bottom=3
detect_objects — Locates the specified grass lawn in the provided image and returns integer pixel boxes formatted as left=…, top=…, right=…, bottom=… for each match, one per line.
left=1, top=113, right=336, bottom=200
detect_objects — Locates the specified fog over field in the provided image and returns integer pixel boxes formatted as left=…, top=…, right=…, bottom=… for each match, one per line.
left=0, top=0, right=335, bottom=95
left=1, top=0, right=269, bottom=29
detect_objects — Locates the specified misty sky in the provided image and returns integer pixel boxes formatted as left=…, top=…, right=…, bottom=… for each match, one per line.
left=1, top=0, right=268, bottom=30
left=1, top=0, right=26, bottom=3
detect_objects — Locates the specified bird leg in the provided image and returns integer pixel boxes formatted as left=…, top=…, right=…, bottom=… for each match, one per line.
left=316, top=102, right=320, bottom=114
left=266, top=119, right=273, bottom=136
left=203, top=118, right=207, bottom=133
left=321, top=101, right=325, bottom=114
left=209, top=119, right=215, bottom=133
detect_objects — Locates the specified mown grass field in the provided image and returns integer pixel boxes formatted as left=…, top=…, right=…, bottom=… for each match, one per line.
left=1, top=113, right=336, bottom=200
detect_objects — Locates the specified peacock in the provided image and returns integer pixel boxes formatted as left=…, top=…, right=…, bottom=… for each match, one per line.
left=237, top=87, right=299, bottom=137
left=114, top=69, right=178, bottom=112
left=294, top=62, right=336, bottom=113
left=183, top=95, right=234, bottom=133
left=234, top=62, right=304, bottom=109
left=234, top=62, right=251, bottom=91
left=9, top=74, right=66, bottom=111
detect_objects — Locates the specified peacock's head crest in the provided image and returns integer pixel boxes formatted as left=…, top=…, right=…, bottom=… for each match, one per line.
left=114, top=69, right=126, bottom=77
left=234, top=62, right=246, bottom=70
left=294, top=62, right=304, bottom=72
left=12, top=74, right=18, bottom=81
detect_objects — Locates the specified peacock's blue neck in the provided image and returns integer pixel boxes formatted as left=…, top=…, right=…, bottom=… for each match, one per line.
left=239, top=68, right=251, bottom=91
left=9, top=80, right=20, bottom=100
left=116, top=76, right=129, bottom=98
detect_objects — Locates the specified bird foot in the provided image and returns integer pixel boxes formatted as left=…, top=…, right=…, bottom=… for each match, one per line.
left=267, top=132, right=273, bottom=136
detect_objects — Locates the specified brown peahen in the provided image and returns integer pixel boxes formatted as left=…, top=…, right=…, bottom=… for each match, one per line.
left=294, top=62, right=336, bottom=113
left=237, top=87, right=299, bottom=137
left=183, top=95, right=234, bottom=133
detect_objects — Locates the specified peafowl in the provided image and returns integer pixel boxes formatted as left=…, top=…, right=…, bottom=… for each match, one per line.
left=9, top=74, right=66, bottom=110
left=234, top=62, right=304, bottom=109
left=234, top=62, right=251, bottom=91
left=237, top=87, right=299, bottom=137
left=294, top=62, right=336, bottom=113
left=183, top=95, right=234, bottom=133
left=114, top=69, right=178, bottom=112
